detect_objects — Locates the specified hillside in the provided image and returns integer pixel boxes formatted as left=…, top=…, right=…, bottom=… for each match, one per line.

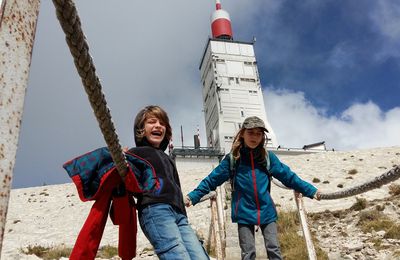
left=2, top=146, right=399, bottom=259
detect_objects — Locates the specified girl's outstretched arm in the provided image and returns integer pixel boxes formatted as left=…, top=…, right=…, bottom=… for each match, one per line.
left=268, top=151, right=318, bottom=199
left=187, top=155, right=231, bottom=206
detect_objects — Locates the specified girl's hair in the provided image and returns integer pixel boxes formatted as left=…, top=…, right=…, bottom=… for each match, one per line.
left=231, top=128, right=267, bottom=164
left=133, top=105, right=172, bottom=148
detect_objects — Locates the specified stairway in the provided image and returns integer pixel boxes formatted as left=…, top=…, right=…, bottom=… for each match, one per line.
left=223, top=187, right=268, bottom=259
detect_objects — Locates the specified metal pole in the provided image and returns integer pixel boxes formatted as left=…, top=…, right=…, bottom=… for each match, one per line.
left=0, top=0, right=41, bottom=252
left=180, top=125, right=184, bottom=148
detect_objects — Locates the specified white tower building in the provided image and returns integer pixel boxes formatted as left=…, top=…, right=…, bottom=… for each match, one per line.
left=200, top=0, right=278, bottom=153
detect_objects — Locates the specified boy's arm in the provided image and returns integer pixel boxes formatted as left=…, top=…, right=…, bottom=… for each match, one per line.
left=187, top=155, right=231, bottom=206
left=125, top=152, right=159, bottom=193
left=268, top=151, right=318, bottom=198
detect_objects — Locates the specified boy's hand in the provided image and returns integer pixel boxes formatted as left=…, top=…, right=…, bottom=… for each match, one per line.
left=184, top=195, right=192, bottom=207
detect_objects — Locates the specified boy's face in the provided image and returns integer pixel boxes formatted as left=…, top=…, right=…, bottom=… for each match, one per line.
left=242, top=128, right=264, bottom=149
left=143, top=116, right=166, bottom=148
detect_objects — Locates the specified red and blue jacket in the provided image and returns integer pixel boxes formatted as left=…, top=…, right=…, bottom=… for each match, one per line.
left=188, top=147, right=317, bottom=225
left=63, top=147, right=158, bottom=260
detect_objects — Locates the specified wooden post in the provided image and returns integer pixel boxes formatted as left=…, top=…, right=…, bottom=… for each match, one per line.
left=211, top=197, right=224, bottom=260
left=0, top=0, right=41, bottom=252
left=216, top=186, right=226, bottom=258
left=294, top=192, right=317, bottom=260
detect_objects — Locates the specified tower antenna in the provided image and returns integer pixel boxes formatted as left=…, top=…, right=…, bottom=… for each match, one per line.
left=211, top=0, right=233, bottom=40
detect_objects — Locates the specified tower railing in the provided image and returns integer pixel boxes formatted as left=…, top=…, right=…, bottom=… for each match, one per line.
left=171, top=146, right=225, bottom=159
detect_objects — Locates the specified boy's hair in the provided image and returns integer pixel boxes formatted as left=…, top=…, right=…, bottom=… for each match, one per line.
left=231, top=127, right=267, bottom=164
left=133, top=105, right=172, bottom=150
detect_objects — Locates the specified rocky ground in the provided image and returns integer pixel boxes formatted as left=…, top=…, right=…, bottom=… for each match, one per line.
left=308, top=194, right=400, bottom=260
left=2, top=146, right=400, bottom=259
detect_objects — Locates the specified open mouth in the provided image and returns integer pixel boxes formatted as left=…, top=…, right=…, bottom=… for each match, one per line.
left=151, top=130, right=163, bottom=137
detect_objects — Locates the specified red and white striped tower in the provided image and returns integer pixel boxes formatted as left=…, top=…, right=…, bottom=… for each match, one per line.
left=199, top=0, right=279, bottom=151
left=211, top=0, right=233, bottom=40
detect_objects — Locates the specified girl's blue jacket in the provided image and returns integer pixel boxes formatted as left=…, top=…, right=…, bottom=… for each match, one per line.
left=188, top=148, right=317, bottom=225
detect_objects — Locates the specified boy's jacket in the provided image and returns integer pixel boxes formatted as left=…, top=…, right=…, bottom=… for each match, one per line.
left=63, top=147, right=158, bottom=260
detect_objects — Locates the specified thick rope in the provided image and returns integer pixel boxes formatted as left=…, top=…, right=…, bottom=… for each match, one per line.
left=319, top=165, right=400, bottom=200
left=52, top=0, right=128, bottom=178
left=271, top=165, right=400, bottom=200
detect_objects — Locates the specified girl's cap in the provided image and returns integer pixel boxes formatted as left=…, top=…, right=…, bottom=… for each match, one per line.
left=242, top=116, right=269, bottom=133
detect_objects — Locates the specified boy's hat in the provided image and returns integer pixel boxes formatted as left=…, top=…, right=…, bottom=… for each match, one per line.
left=242, top=116, right=269, bottom=133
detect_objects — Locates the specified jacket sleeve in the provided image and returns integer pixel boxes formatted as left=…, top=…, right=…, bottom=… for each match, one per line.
left=63, top=147, right=148, bottom=201
left=125, top=152, right=159, bottom=193
left=268, top=151, right=317, bottom=198
left=188, top=155, right=231, bottom=205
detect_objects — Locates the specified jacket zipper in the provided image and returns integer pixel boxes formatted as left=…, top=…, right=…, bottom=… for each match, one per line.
left=250, top=151, right=261, bottom=226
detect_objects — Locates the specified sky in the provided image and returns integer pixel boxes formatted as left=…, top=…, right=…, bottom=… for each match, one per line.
left=12, top=0, right=400, bottom=188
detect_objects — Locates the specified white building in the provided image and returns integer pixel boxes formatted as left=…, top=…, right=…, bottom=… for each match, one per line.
left=199, top=1, right=278, bottom=153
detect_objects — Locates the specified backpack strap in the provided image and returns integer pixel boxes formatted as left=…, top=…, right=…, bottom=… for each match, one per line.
left=265, top=151, right=270, bottom=172
left=229, top=153, right=236, bottom=192
left=265, top=151, right=272, bottom=193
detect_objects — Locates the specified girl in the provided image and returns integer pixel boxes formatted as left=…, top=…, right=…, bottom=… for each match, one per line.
left=186, top=116, right=320, bottom=260
left=129, top=105, right=209, bottom=260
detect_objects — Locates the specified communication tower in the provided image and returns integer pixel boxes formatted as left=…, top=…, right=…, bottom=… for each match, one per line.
left=200, top=0, right=278, bottom=152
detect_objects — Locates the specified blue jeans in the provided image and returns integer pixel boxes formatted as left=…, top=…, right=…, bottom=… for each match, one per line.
left=139, top=203, right=209, bottom=260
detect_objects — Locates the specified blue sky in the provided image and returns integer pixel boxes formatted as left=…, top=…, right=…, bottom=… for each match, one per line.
left=12, top=0, right=400, bottom=188
left=235, top=1, right=400, bottom=113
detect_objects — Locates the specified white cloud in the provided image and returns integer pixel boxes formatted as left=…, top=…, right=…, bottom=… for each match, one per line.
left=369, top=0, right=400, bottom=59
left=265, top=88, right=400, bottom=150
left=327, top=42, right=356, bottom=69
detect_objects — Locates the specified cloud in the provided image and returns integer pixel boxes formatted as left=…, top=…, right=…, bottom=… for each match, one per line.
left=326, top=42, right=356, bottom=69
left=12, top=0, right=400, bottom=189
left=13, top=0, right=212, bottom=188
left=369, top=0, right=400, bottom=60
left=265, top=87, right=400, bottom=150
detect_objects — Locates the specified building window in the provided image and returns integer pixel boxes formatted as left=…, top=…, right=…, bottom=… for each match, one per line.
left=241, top=78, right=256, bottom=83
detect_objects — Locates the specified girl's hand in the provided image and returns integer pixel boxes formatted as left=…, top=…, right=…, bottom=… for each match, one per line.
left=184, top=195, right=192, bottom=207
left=313, top=190, right=321, bottom=200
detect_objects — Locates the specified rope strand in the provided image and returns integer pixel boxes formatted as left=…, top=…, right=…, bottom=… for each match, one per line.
left=52, top=0, right=128, bottom=178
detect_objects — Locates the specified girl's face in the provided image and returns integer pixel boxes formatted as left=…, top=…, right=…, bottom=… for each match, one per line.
left=143, top=116, right=166, bottom=148
left=242, top=128, right=264, bottom=149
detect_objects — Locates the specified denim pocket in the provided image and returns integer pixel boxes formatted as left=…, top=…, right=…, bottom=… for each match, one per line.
left=139, top=204, right=179, bottom=254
